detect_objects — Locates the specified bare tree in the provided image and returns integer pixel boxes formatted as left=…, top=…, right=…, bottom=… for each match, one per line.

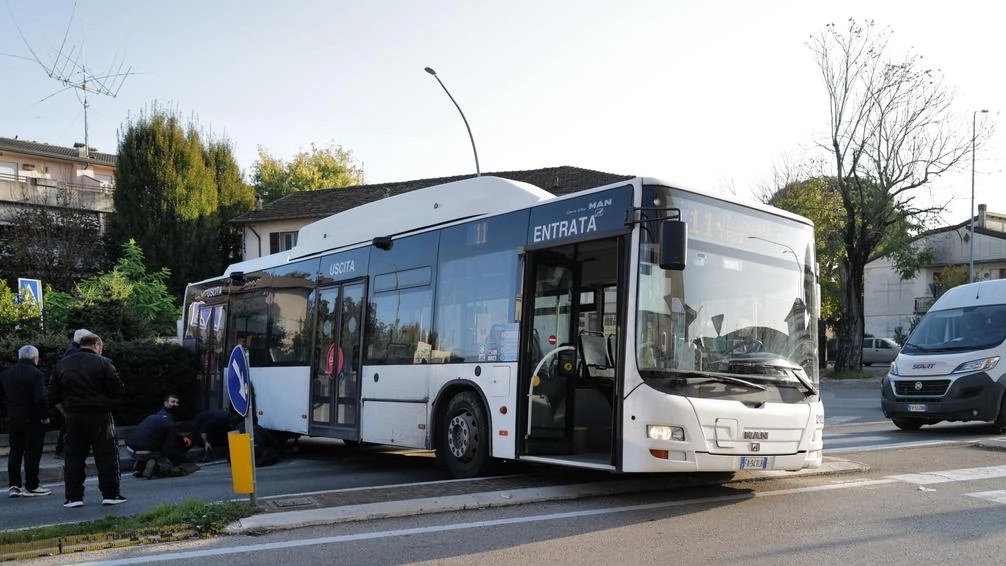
left=0, top=184, right=107, bottom=292
left=810, top=19, right=993, bottom=372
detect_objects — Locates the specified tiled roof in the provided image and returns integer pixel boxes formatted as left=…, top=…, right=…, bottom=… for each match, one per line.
left=0, top=136, right=117, bottom=167
left=233, top=165, right=635, bottom=224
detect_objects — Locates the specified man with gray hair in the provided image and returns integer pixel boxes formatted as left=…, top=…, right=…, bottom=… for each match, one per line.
left=64, top=328, right=92, bottom=357
left=0, top=345, right=52, bottom=497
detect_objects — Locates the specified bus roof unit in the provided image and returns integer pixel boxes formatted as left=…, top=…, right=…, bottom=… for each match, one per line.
left=288, top=175, right=555, bottom=260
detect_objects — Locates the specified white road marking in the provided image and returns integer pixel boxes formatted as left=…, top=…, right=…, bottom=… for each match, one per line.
left=823, top=435, right=891, bottom=445
left=888, top=465, right=1006, bottom=485
left=967, top=490, right=1006, bottom=504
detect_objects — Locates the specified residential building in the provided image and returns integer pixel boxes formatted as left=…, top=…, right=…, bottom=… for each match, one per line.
left=864, top=204, right=1006, bottom=338
left=0, top=136, right=116, bottom=230
left=230, top=166, right=634, bottom=260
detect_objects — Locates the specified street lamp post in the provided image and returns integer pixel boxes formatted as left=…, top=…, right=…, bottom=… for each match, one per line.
left=969, top=109, right=989, bottom=282
left=424, top=66, right=480, bottom=177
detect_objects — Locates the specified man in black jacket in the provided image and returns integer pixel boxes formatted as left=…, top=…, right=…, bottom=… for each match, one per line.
left=49, top=333, right=126, bottom=508
left=50, top=328, right=91, bottom=460
left=0, top=345, right=52, bottom=497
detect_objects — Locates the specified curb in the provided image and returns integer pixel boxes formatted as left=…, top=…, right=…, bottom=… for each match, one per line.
left=975, top=438, right=1006, bottom=451
left=225, top=459, right=868, bottom=534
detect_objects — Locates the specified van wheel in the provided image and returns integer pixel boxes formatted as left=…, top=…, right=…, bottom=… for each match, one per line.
left=441, top=391, right=491, bottom=478
left=994, top=394, right=1006, bottom=434
left=892, top=418, right=923, bottom=431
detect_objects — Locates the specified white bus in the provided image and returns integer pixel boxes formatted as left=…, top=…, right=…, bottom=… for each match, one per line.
left=182, top=175, right=824, bottom=478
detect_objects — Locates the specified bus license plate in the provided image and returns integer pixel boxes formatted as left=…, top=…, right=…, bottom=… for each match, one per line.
left=740, top=456, right=768, bottom=470
left=907, top=404, right=927, bottom=413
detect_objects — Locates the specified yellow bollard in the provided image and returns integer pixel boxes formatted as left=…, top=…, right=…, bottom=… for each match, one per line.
left=228, top=431, right=255, bottom=494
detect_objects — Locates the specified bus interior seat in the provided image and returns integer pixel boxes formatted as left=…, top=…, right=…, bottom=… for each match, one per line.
left=578, top=333, right=614, bottom=380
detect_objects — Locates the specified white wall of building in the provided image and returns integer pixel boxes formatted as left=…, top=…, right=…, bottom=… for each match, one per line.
left=865, top=221, right=1006, bottom=339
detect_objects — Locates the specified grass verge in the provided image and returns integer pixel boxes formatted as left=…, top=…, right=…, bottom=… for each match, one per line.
left=827, top=369, right=873, bottom=380
left=0, top=499, right=256, bottom=562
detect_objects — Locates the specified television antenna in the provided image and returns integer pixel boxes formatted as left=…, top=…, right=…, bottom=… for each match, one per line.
left=7, top=0, right=134, bottom=164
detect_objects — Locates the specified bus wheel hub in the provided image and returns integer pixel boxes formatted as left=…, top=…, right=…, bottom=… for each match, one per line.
left=448, top=413, right=475, bottom=459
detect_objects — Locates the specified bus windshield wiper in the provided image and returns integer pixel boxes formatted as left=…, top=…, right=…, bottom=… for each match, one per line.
left=748, top=361, right=818, bottom=396
left=672, top=371, right=766, bottom=391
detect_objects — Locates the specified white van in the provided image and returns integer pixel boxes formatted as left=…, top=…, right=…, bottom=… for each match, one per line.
left=881, top=279, right=1006, bottom=432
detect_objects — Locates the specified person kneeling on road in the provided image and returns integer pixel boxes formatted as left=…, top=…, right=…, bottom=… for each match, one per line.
left=125, top=393, right=196, bottom=478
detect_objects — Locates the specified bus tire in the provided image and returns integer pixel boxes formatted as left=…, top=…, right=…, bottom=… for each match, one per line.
left=994, top=393, right=1006, bottom=434
left=442, top=391, right=491, bottom=478
left=892, top=418, right=923, bottom=431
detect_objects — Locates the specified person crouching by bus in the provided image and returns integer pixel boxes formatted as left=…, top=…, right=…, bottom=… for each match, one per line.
left=125, top=393, right=192, bottom=478
left=190, top=407, right=241, bottom=461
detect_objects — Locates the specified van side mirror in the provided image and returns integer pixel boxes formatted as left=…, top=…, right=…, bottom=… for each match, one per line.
left=659, top=220, right=687, bottom=270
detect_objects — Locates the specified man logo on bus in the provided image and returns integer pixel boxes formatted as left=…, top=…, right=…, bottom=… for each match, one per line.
left=588, top=198, right=613, bottom=210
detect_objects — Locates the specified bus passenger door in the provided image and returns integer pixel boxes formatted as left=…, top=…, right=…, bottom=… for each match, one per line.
left=521, top=254, right=578, bottom=454
left=310, top=281, right=365, bottom=439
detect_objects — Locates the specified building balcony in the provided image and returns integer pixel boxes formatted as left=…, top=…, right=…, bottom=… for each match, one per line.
left=0, top=176, right=115, bottom=216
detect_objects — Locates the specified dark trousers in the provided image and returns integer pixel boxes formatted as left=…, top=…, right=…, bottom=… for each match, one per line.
left=64, top=412, right=121, bottom=501
left=6, top=418, right=45, bottom=490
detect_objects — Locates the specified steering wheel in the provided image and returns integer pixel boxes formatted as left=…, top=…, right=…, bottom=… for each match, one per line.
left=730, top=338, right=763, bottom=355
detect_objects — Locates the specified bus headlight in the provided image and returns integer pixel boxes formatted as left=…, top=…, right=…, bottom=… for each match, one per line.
left=647, top=425, right=684, bottom=441
left=953, top=357, right=1000, bottom=374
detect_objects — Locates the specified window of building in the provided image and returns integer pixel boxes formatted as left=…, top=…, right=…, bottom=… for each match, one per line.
left=269, top=231, right=298, bottom=254
left=0, top=161, right=17, bottom=180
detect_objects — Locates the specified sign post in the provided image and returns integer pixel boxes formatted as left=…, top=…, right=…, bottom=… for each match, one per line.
left=226, top=344, right=256, bottom=505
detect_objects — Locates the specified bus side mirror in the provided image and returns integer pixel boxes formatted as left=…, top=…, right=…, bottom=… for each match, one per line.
left=659, top=220, right=687, bottom=270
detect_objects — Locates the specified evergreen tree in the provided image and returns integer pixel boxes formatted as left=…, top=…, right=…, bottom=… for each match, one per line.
left=207, top=141, right=255, bottom=269
left=109, top=104, right=248, bottom=297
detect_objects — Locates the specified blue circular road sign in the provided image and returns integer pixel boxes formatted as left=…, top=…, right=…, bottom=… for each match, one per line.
left=226, top=345, right=251, bottom=416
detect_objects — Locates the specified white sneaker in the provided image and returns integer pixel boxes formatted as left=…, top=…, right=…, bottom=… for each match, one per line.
left=21, top=487, right=53, bottom=497
left=102, top=494, right=128, bottom=506
left=8, top=486, right=23, bottom=498
left=63, top=499, right=83, bottom=508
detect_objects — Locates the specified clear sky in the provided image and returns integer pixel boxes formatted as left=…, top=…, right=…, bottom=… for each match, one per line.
left=1, top=1, right=1001, bottom=225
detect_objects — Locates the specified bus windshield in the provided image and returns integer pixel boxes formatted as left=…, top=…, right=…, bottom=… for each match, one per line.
left=636, top=186, right=819, bottom=395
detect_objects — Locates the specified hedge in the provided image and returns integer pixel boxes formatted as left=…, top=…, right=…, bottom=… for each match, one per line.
left=0, top=334, right=200, bottom=433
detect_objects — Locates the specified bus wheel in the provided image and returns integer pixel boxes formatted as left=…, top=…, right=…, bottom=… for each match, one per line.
left=442, top=391, right=490, bottom=478
left=995, top=393, right=1006, bottom=433
left=892, top=418, right=923, bottom=431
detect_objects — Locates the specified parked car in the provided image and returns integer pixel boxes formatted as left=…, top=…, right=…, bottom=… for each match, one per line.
left=825, top=334, right=874, bottom=363
left=861, top=337, right=901, bottom=365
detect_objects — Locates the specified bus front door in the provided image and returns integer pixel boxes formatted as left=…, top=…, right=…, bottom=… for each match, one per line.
left=309, top=281, right=365, bottom=439
left=522, top=254, right=579, bottom=454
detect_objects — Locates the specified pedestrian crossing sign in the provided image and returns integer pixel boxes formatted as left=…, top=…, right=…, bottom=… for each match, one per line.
left=17, top=278, right=42, bottom=309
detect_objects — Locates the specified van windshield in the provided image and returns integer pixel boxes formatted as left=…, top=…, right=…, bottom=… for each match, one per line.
left=903, top=305, right=1006, bottom=353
